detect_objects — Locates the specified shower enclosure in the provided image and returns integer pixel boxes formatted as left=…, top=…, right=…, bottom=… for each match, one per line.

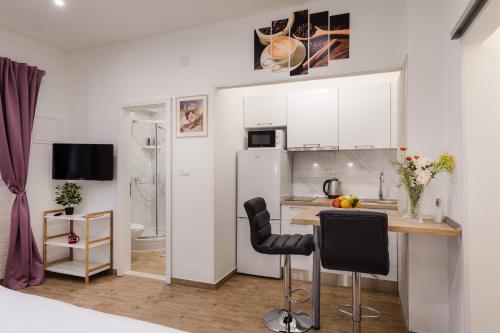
left=131, top=119, right=166, bottom=241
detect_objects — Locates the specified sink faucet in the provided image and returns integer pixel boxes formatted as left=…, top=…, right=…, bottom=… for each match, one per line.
left=379, top=171, right=384, bottom=200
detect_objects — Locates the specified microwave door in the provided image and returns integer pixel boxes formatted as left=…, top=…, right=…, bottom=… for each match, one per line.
left=248, top=130, right=275, bottom=148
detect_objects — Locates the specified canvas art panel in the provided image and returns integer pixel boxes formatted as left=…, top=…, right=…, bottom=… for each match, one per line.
left=309, top=11, right=329, bottom=68
left=254, top=27, right=270, bottom=70
left=329, top=13, right=350, bottom=61
left=290, top=9, right=309, bottom=76
left=252, top=9, right=350, bottom=76
left=176, top=95, right=208, bottom=137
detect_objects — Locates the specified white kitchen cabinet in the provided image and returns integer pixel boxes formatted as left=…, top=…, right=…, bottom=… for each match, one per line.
left=287, top=89, right=339, bottom=150
left=339, top=82, right=392, bottom=149
left=244, top=94, right=287, bottom=128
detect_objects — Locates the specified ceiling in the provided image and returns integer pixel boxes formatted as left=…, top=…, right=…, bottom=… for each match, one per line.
left=0, top=0, right=316, bottom=51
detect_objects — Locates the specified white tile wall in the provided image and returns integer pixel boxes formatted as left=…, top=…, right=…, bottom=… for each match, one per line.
left=292, top=149, right=398, bottom=199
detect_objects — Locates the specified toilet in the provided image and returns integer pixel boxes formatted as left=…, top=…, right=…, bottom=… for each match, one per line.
left=131, top=223, right=144, bottom=241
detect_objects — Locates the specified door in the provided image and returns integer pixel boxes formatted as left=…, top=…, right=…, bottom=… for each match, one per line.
left=287, top=89, right=339, bottom=150
left=237, top=150, right=282, bottom=219
left=339, top=82, right=391, bottom=149
left=244, top=94, right=287, bottom=128
left=237, top=218, right=281, bottom=278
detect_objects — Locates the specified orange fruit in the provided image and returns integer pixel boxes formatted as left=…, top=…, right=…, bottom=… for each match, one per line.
left=341, top=200, right=352, bottom=209
left=332, top=199, right=341, bottom=208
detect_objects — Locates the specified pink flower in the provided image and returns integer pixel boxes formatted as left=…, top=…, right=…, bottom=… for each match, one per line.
left=415, top=157, right=433, bottom=169
left=416, top=169, right=432, bottom=185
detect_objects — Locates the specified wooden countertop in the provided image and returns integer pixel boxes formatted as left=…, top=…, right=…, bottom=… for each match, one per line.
left=281, top=197, right=398, bottom=210
left=291, top=206, right=461, bottom=238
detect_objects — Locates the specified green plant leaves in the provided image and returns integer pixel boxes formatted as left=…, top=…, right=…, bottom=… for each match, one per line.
left=55, top=182, right=82, bottom=207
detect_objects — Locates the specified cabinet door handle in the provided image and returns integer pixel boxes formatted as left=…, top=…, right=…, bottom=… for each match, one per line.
left=354, top=145, right=375, bottom=149
left=303, top=144, right=320, bottom=147
left=257, top=122, right=272, bottom=126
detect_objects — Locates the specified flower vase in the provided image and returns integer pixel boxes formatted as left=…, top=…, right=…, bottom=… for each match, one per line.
left=408, top=196, right=423, bottom=224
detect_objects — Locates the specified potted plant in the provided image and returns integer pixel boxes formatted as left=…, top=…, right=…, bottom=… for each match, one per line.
left=55, top=182, right=82, bottom=215
left=396, top=147, right=455, bottom=223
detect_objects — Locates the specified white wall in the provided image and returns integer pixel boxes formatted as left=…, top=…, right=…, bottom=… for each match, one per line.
left=69, top=0, right=406, bottom=284
left=0, top=27, right=71, bottom=279
left=406, top=0, right=469, bottom=331
left=443, top=0, right=467, bottom=332
left=463, top=7, right=500, bottom=332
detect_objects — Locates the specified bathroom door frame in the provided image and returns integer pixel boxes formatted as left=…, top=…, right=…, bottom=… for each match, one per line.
left=117, top=98, right=172, bottom=284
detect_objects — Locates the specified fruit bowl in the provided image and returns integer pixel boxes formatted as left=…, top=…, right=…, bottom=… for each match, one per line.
left=331, top=195, right=362, bottom=209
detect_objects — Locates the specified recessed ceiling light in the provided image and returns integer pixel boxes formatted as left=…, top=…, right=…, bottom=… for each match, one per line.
left=53, top=0, right=65, bottom=7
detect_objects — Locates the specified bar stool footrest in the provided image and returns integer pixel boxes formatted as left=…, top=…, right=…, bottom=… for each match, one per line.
left=337, top=304, right=381, bottom=319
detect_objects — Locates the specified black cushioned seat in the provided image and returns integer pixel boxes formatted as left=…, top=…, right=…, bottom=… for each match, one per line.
left=319, top=210, right=390, bottom=332
left=244, top=197, right=314, bottom=256
left=244, top=197, right=314, bottom=332
left=319, top=210, right=389, bottom=275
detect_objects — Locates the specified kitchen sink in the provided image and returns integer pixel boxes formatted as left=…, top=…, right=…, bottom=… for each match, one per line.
left=361, top=199, right=398, bottom=205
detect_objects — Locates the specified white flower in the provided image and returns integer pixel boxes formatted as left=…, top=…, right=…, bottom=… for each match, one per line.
left=415, top=169, right=432, bottom=185
left=415, top=157, right=433, bottom=169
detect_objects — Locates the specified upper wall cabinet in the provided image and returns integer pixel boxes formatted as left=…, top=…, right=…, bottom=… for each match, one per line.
left=244, top=94, right=287, bottom=128
left=339, top=82, right=392, bottom=150
left=287, top=89, right=339, bottom=151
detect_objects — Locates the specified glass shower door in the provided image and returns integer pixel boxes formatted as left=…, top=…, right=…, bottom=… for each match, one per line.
left=131, top=120, right=166, bottom=238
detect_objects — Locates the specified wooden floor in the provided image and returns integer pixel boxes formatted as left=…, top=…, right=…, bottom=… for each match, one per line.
left=131, top=250, right=166, bottom=276
left=23, top=273, right=407, bottom=333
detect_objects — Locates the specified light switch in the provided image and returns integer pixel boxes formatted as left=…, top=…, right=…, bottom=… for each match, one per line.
left=179, top=168, right=192, bottom=176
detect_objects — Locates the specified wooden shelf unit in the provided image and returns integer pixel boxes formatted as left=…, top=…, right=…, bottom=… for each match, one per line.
left=43, top=209, right=114, bottom=285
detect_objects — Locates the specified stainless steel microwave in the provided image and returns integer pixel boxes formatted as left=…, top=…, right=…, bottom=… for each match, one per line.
left=247, top=129, right=286, bottom=149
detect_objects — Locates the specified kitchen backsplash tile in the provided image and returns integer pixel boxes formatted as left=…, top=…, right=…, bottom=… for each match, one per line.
left=292, top=149, right=399, bottom=199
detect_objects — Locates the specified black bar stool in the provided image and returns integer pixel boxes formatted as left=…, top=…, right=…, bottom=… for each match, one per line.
left=319, top=210, right=390, bottom=333
left=244, top=197, right=315, bottom=333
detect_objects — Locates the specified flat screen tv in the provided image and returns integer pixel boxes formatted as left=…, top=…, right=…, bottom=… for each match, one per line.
left=52, top=143, right=114, bottom=181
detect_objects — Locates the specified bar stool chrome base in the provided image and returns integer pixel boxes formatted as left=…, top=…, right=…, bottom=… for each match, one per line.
left=264, top=309, right=312, bottom=333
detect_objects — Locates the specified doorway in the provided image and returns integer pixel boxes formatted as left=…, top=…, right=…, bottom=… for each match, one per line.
left=118, top=99, right=172, bottom=283
left=130, top=118, right=167, bottom=276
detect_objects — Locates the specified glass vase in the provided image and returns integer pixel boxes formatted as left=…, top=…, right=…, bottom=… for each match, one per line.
left=408, top=196, right=423, bottom=224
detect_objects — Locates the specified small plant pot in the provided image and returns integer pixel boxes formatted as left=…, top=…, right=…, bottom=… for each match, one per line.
left=65, top=207, right=74, bottom=215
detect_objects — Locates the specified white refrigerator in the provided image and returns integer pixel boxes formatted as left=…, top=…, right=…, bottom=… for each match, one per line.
left=236, top=150, right=292, bottom=278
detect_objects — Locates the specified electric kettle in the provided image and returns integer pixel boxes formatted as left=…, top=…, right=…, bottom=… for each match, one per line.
left=323, top=178, right=342, bottom=199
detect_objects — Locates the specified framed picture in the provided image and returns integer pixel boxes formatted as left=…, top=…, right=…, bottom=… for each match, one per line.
left=176, top=95, right=208, bottom=137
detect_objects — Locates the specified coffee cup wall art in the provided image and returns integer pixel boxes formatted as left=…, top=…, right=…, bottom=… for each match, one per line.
left=254, top=10, right=350, bottom=76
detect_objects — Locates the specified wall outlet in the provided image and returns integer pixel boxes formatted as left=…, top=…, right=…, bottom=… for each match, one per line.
left=179, top=168, right=192, bottom=176
left=323, top=167, right=339, bottom=174
left=179, top=55, right=190, bottom=68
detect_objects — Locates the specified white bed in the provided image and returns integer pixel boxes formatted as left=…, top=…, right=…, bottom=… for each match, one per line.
left=0, top=286, right=186, bottom=333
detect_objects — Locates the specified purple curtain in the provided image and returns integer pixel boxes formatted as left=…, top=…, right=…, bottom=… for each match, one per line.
left=0, top=57, right=45, bottom=289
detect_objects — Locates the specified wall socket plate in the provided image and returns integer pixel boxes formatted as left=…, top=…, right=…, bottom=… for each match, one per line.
left=179, top=168, right=192, bottom=176
left=323, top=167, right=339, bottom=174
